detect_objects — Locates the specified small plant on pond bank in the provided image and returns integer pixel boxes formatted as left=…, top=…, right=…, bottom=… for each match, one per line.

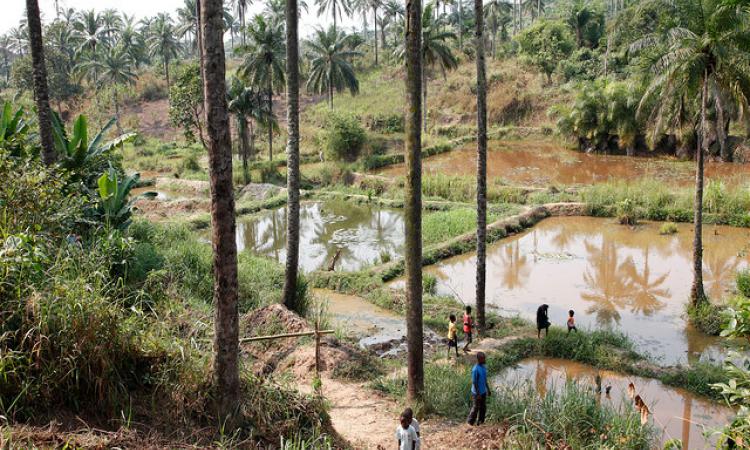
left=687, top=301, right=726, bottom=336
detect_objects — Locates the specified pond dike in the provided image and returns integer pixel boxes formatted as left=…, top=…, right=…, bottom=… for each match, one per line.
left=369, top=201, right=588, bottom=282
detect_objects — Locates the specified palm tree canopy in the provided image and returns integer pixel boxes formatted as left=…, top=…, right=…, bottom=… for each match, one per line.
left=305, top=26, right=361, bottom=96
left=227, top=76, right=277, bottom=130
left=393, top=4, right=458, bottom=76
left=239, top=15, right=286, bottom=91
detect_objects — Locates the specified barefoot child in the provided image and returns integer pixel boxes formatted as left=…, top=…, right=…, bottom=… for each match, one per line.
left=395, top=410, right=418, bottom=450
left=447, top=314, right=459, bottom=358
left=567, top=309, right=578, bottom=333
left=463, top=306, right=473, bottom=353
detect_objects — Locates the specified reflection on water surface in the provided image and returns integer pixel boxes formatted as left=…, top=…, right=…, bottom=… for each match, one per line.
left=236, top=201, right=404, bottom=273
left=406, top=217, right=750, bottom=362
left=498, top=358, right=735, bottom=449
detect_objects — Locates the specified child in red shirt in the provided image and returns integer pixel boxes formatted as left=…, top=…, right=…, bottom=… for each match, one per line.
left=463, top=306, right=473, bottom=353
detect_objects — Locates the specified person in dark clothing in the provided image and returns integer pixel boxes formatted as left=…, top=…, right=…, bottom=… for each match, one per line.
left=536, top=304, right=551, bottom=338
left=467, top=352, right=491, bottom=425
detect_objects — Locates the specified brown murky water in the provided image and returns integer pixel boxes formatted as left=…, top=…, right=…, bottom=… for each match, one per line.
left=235, top=200, right=404, bottom=273
left=404, top=217, right=750, bottom=362
left=376, top=140, right=750, bottom=187
left=313, top=289, right=407, bottom=348
left=131, top=186, right=176, bottom=201
left=497, top=358, right=735, bottom=449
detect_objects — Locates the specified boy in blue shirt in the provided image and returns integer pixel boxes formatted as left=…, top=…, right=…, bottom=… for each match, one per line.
left=467, top=352, right=491, bottom=425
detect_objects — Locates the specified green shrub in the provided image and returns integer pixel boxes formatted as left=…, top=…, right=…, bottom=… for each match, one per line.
left=181, top=152, right=201, bottom=173
left=422, top=273, right=438, bottom=295
left=365, top=113, right=404, bottom=133
left=659, top=222, right=678, bottom=235
left=737, top=270, right=750, bottom=298
left=687, top=302, right=725, bottom=336
left=320, top=112, right=367, bottom=162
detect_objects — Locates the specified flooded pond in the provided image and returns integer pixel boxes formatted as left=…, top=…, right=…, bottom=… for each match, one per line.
left=497, top=358, right=735, bottom=449
left=376, top=140, right=750, bottom=187
left=236, top=200, right=404, bottom=273
left=314, top=289, right=406, bottom=350
left=403, top=216, right=750, bottom=362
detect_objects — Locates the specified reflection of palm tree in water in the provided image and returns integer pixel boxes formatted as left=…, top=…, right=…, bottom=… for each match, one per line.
left=499, top=240, right=531, bottom=289
left=702, top=244, right=741, bottom=300
left=621, top=244, right=670, bottom=316
left=681, top=395, right=693, bottom=449
left=581, top=239, right=633, bottom=326
left=534, top=360, right=549, bottom=398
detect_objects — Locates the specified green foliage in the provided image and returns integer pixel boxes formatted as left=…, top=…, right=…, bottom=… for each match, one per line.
left=364, top=113, right=404, bottom=133
left=659, top=222, right=678, bottom=235
left=422, top=208, right=500, bottom=246
left=516, top=20, right=574, bottom=82
left=422, top=273, right=437, bottom=295
left=95, top=166, right=150, bottom=231
left=687, top=302, right=725, bottom=336
left=0, top=101, right=31, bottom=157
left=306, top=26, right=361, bottom=107
left=10, top=47, right=82, bottom=104
left=320, top=112, right=367, bottom=162
left=169, top=63, right=205, bottom=146
left=737, top=270, right=750, bottom=298
left=616, top=198, right=638, bottom=225
left=51, top=113, right=134, bottom=188
left=557, top=47, right=600, bottom=82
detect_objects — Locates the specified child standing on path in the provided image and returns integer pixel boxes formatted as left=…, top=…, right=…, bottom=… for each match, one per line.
left=403, top=408, right=420, bottom=450
left=395, top=410, right=418, bottom=450
left=467, top=352, right=491, bottom=426
left=463, top=306, right=473, bottom=353
left=567, top=310, right=578, bottom=333
left=447, top=314, right=459, bottom=358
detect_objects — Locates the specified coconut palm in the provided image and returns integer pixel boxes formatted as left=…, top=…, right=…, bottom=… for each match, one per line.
left=484, top=0, right=512, bottom=57
left=316, top=0, right=352, bottom=31
left=73, top=10, right=108, bottom=54
left=119, top=15, right=147, bottom=68
left=282, top=0, right=302, bottom=311
left=25, top=0, right=56, bottom=165
left=383, top=0, right=405, bottom=46
left=395, top=4, right=458, bottom=131
left=234, top=0, right=253, bottom=44
left=101, top=9, right=123, bottom=41
left=148, top=15, right=181, bottom=89
left=177, top=0, right=200, bottom=52
left=633, top=0, right=750, bottom=305
left=78, top=48, right=137, bottom=133
left=404, top=0, right=424, bottom=403
left=239, top=15, right=286, bottom=160
left=227, top=76, right=275, bottom=183
left=369, top=0, right=383, bottom=64
left=306, top=27, right=361, bottom=108
left=474, top=0, right=488, bottom=330
left=200, top=0, right=240, bottom=419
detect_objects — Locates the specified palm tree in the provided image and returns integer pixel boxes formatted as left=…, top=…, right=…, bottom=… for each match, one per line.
left=404, top=0, right=424, bottom=403
left=484, top=0, right=512, bottom=57
left=395, top=4, right=457, bottom=131
left=233, top=0, right=252, bottom=44
left=282, top=0, right=302, bottom=311
left=474, top=0, right=488, bottom=331
left=73, top=10, right=107, bottom=55
left=200, top=0, right=240, bottom=420
left=306, top=27, right=361, bottom=108
left=316, top=0, right=352, bottom=31
left=119, top=15, right=147, bottom=68
left=383, top=0, right=405, bottom=47
left=564, top=0, right=603, bottom=48
left=634, top=0, right=750, bottom=305
left=228, top=76, right=273, bottom=183
left=239, top=15, right=286, bottom=160
left=101, top=9, right=123, bottom=41
left=78, top=48, right=137, bottom=133
left=178, top=0, right=200, bottom=53
left=369, top=0, right=383, bottom=64
left=148, top=15, right=181, bottom=89
left=26, top=0, right=56, bottom=165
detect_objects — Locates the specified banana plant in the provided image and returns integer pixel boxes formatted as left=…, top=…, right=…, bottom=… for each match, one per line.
left=51, top=113, right=136, bottom=187
left=0, top=101, right=30, bottom=156
left=95, top=166, right=155, bottom=231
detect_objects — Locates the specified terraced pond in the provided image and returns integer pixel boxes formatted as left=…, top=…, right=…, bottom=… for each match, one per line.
left=376, top=139, right=750, bottom=187
left=394, top=216, right=750, bottom=363
left=497, top=358, right=735, bottom=449
left=235, top=200, right=404, bottom=273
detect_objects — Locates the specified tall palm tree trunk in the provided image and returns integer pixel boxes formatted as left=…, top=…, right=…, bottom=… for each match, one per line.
left=405, top=0, right=424, bottom=403
left=200, top=0, right=240, bottom=420
left=239, top=116, right=251, bottom=184
left=282, top=0, right=302, bottom=311
left=164, top=57, right=171, bottom=89
left=422, top=65, right=427, bottom=132
left=458, top=0, right=464, bottom=50
left=268, top=74, right=274, bottom=160
left=26, top=0, right=56, bottom=165
left=373, top=8, right=379, bottom=65
left=691, top=73, right=708, bottom=305
left=474, top=0, right=487, bottom=331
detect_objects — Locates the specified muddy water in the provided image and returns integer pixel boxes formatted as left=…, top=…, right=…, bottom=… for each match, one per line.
left=313, top=289, right=406, bottom=348
left=376, top=140, right=750, bottom=187
left=497, top=358, right=735, bottom=449
left=411, top=217, right=750, bottom=362
left=131, top=186, right=175, bottom=201
left=236, top=200, right=404, bottom=273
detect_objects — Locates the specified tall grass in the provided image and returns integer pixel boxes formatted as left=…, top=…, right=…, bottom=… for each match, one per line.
left=422, top=208, right=500, bottom=245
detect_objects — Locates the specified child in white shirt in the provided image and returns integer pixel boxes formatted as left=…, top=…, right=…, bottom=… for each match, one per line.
left=404, top=407, right=420, bottom=450
left=395, top=410, right=418, bottom=450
